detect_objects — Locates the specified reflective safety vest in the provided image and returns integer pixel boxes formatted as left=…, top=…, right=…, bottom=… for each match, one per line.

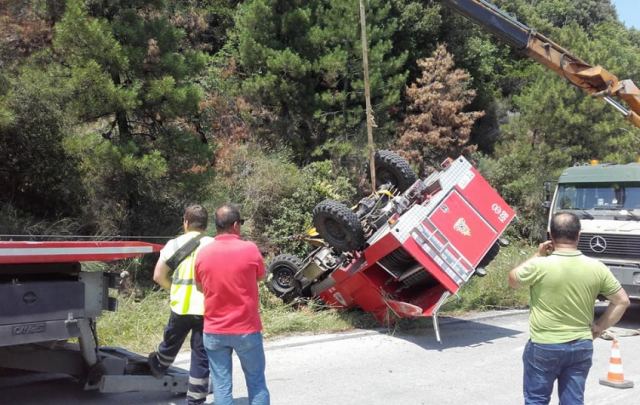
left=169, top=232, right=210, bottom=315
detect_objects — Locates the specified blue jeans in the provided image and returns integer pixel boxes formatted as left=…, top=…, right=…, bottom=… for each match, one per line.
left=523, top=339, right=593, bottom=405
left=203, top=332, right=270, bottom=405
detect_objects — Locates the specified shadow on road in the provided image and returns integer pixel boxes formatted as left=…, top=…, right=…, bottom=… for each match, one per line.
left=387, top=317, right=525, bottom=351
left=396, top=301, right=640, bottom=350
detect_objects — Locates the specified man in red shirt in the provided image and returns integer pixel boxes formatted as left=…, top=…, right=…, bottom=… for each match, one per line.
left=195, top=204, right=269, bottom=405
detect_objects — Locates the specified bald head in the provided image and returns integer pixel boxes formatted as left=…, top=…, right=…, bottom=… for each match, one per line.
left=215, top=204, right=242, bottom=233
left=550, top=212, right=581, bottom=244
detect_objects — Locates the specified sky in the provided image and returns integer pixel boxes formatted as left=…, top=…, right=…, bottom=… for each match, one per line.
left=612, top=0, right=640, bottom=29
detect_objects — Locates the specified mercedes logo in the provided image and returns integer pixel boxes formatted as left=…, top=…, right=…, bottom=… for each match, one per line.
left=589, top=236, right=607, bottom=253
left=23, top=291, right=37, bottom=305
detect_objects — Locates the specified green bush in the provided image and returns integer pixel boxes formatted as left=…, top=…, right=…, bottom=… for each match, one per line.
left=208, top=143, right=356, bottom=256
left=63, top=126, right=212, bottom=237
left=263, top=160, right=356, bottom=256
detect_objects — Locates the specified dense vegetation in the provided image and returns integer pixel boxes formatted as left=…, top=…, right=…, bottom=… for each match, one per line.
left=2, top=0, right=639, bottom=262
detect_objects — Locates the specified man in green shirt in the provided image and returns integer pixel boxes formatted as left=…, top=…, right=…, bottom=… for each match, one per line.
left=509, top=212, right=629, bottom=405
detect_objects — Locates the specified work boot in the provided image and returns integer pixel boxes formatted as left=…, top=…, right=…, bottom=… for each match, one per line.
left=147, top=352, right=166, bottom=379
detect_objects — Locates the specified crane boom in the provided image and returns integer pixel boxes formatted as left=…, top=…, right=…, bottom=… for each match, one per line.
left=441, top=0, right=640, bottom=128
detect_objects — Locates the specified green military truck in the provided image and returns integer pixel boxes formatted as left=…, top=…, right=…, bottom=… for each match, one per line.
left=545, top=162, right=640, bottom=299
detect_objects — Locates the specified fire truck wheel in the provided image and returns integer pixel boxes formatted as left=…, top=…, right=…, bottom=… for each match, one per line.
left=477, top=242, right=500, bottom=271
left=268, top=254, right=303, bottom=302
left=374, top=150, right=418, bottom=192
left=313, top=199, right=365, bottom=253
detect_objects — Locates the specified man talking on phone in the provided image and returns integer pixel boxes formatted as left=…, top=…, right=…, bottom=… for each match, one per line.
left=509, top=212, right=630, bottom=405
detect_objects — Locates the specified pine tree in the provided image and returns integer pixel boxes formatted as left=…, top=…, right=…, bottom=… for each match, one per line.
left=57, top=0, right=208, bottom=142
left=233, top=0, right=408, bottom=158
left=313, top=0, right=409, bottom=146
left=397, top=44, right=484, bottom=175
left=51, top=0, right=211, bottom=235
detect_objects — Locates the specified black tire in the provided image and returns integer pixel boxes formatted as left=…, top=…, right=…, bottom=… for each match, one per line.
left=477, top=242, right=500, bottom=269
left=313, top=199, right=365, bottom=252
left=374, top=150, right=418, bottom=193
left=268, top=254, right=303, bottom=302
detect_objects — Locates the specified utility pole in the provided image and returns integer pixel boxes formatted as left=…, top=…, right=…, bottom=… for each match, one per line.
left=359, top=0, right=376, bottom=193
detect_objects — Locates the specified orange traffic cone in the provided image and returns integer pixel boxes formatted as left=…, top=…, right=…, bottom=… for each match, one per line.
left=599, top=339, right=634, bottom=389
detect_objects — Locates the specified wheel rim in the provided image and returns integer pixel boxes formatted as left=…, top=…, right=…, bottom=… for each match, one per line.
left=324, top=218, right=347, bottom=241
left=272, top=266, right=295, bottom=292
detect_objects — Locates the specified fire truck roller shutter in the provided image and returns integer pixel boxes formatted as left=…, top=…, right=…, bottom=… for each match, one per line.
left=267, top=254, right=304, bottom=302
left=313, top=200, right=366, bottom=253
left=373, top=150, right=418, bottom=193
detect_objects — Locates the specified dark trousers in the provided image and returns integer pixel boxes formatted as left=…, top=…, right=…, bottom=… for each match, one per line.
left=155, top=311, right=210, bottom=404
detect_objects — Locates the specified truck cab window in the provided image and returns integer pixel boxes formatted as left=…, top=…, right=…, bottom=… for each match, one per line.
left=555, top=183, right=640, bottom=212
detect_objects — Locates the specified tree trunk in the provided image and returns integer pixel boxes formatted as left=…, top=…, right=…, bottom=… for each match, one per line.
left=110, top=70, right=130, bottom=143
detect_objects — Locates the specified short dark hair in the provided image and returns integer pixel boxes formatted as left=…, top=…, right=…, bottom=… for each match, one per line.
left=215, top=204, right=241, bottom=232
left=183, top=204, right=208, bottom=231
left=550, top=212, right=580, bottom=242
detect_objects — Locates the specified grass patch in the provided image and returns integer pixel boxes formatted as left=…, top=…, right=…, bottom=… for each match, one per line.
left=98, top=290, right=169, bottom=354
left=441, top=242, right=533, bottom=314
left=260, top=287, right=378, bottom=339
left=98, top=243, right=534, bottom=353
left=98, top=285, right=378, bottom=353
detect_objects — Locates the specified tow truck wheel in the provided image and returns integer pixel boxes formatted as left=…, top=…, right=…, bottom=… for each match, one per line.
left=268, top=254, right=303, bottom=302
left=374, top=150, right=418, bottom=193
left=313, top=199, right=365, bottom=253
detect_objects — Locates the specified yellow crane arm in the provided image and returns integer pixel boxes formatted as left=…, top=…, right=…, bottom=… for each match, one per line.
left=441, top=0, right=640, bottom=128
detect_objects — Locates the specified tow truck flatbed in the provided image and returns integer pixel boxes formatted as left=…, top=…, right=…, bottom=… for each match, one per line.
left=0, top=241, right=159, bottom=265
left=0, top=241, right=188, bottom=394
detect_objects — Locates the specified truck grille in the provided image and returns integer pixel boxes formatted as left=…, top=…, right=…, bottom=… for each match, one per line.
left=578, top=233, right=640, bottom=259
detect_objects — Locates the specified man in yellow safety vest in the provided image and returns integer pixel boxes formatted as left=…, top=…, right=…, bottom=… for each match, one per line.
left=148, top=204, right=213, bottom=405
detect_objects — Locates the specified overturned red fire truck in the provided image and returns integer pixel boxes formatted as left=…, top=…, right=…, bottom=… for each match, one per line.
left=267, top=151, right=515, bottom=340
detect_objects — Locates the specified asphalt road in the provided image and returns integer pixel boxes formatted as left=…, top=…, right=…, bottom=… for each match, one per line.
left=2, top=304, right=639, bottom=405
